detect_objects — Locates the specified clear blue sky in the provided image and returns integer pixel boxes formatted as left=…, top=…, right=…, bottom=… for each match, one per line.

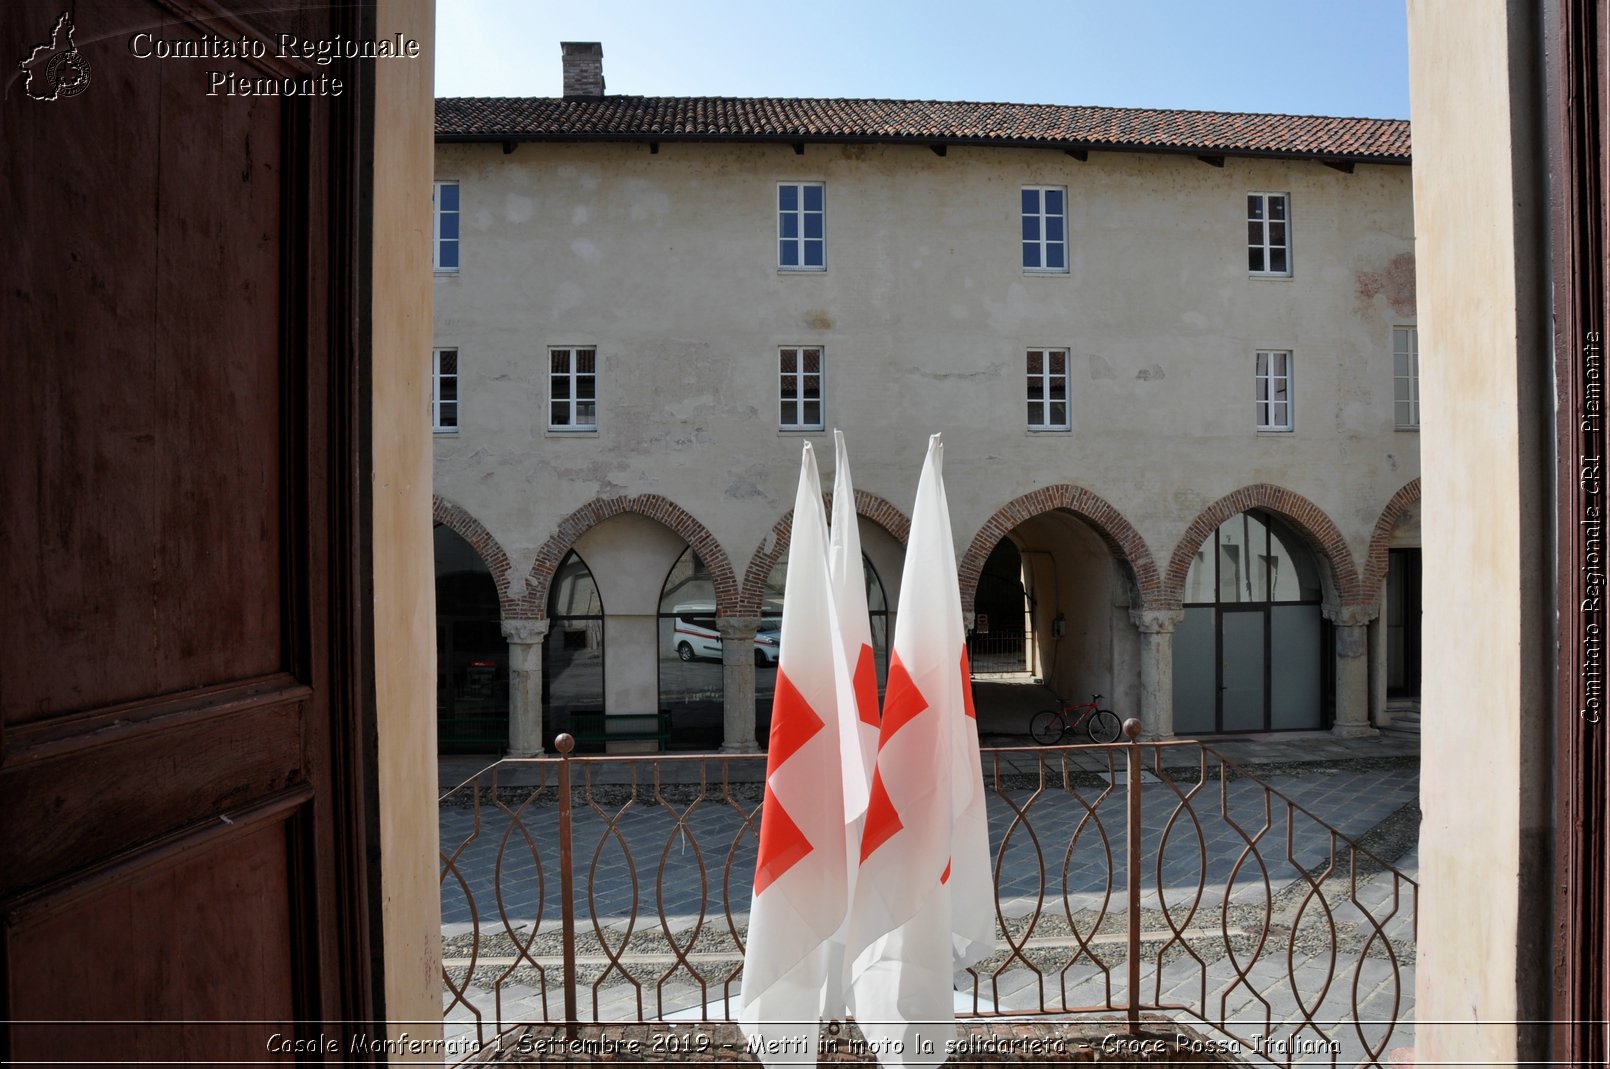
left=435, top=0, right=1409, bottom=119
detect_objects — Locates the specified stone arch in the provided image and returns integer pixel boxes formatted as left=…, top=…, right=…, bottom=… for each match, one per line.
left=956, top=485, right=1162, bottom=615
left=1164, top=484, right=1364, bottom=609
left=737, top=491, right=911, bottom=616
left=432, top=494, right=517, bottom=619
left=1362, top=478, right=1422, bottom=596
left=519, top=495, right=739, bottom=619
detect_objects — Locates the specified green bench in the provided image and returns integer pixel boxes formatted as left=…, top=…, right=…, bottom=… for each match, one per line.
left=568, top=710, right=673, bottom=752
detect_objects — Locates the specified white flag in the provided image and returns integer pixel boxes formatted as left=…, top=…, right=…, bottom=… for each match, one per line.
left=820, top=430, right=880, bottom=1018
left=846, top=434, right=993, bottom=1069
left=829, top=429, right=879, bottom=817
left=739, top=443, right=858, bottom=1063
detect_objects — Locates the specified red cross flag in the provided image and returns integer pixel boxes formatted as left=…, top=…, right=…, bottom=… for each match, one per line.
left=739, top=443, right=858, bottom=1062
left=846, top=434, right=993, bottom=1068
left=819, top=430, right=880, bottom=1017
left=829, top=429, right=880, bottom=816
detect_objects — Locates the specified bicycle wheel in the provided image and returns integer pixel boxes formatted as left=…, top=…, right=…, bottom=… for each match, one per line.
left=1029, top=709, right=1067, bottom=745
left=1086, top=709, right=1122, bottom=744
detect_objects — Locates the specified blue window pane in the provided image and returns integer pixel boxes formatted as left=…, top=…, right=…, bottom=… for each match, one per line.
left=780, top=213, right=798, bottom=238
left=803, top=184, right=823, bottom=211
left=780, top=241, right=798, bottom=267
left=804, top=240, right=824, bottom=267
left=1022, top=216, right=1039, bottom=241
left=1021, top=188, right=1038, bottom=214
left=1046, top=244, right=1064, bottom=270
left=1045, top=188, right=1063, bottom=214
left=438, top=241, right=458, bottom=269
left=439, top=183, right=458, bottom=211
left=1045, top=216, right=1063, bottom=242
left=779, top=185, right=797, bottom=211
left=440, top=213, right=458, bottom=240
left=1022, top=242, right=1039, bottom=268
left=803, top=213, right=822, bottom=239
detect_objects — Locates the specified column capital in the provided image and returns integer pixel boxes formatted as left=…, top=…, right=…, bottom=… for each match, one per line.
left=1322, top=603, right=1378, bottom=628
left=1130, top=608, right=1184, bottom=634
left=501, top=617, right=550, bottom=644
left=716, top=615, right=763, bottom=640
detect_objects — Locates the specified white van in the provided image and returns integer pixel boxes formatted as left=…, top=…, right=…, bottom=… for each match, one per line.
left=666, top=604, right=780, bottom=666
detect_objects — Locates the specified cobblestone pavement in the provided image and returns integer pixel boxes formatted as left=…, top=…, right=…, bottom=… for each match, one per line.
left=439, top=737, right=1419, bottom=1066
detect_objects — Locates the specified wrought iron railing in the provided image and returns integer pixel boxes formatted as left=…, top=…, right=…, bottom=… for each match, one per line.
left=439, top=728, right=1416, bottom=1066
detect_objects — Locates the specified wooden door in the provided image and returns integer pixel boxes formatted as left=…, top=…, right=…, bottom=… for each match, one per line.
left=1552, top=0, right=1610, bottom=1061
left=1, top=1, right=376, bottom=1061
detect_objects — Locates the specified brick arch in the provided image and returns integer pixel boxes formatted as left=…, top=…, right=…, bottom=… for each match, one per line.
left=1163, top=484, right=1365, bottom=609
left=736, top=491, right=911, bottom=616
left=1362, top=478, right=1422, bottom=596
left=518, top=495, right=739, bottom=619
left=956, top=485, right=1162, bottom=615
left=433, top=494, right=517, bottom=620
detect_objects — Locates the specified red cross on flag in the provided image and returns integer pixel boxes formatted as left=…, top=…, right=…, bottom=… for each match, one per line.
left=739, top=443, right=858, bottom=1061
left=846, top=434, right=993, bottom=1068
left=829, top=429, right=880, bottom=817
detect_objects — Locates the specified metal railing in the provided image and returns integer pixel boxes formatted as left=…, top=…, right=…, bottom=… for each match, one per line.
left=439, top=730, right=1416, bottom=1066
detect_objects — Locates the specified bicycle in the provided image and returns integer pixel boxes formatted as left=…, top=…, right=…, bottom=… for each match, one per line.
left=1030, top=693, right=1121, bottom=745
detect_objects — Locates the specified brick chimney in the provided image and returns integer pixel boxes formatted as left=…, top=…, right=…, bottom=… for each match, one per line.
left=561, top=42, right=604, bottom=98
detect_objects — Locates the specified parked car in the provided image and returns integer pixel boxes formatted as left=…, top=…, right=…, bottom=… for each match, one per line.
left=667, top=604, right=781, bottom=666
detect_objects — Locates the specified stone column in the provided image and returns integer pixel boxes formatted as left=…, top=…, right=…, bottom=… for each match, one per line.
left=717, top=616, right=762, bottom=753
left=1129, top=608, right=1183, bottom=740
left=501, top=618, right=550, bottom=756
left=1325, top=605, right=1379, bottom=739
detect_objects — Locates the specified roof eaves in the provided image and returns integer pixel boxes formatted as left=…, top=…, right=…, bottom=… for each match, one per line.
left=434, top=129, right=1410, bottom=165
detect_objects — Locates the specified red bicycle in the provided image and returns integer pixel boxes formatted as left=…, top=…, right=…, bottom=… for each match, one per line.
left=1030, top=693, right=1121, bottom=745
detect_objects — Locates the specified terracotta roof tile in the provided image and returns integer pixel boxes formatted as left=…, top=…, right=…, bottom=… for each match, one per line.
left=435, top=96, right=1410, bottom=162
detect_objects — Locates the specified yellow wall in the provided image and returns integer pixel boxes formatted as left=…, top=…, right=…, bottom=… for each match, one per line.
left=373, top=0, right=443, bottom=1053
left=1407, top=1, right=1551, bottom=1061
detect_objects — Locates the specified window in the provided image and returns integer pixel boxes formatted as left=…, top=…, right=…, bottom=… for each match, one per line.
left=1394, top=326, right=1419, bottom=428
left=432, top=348, right=458, bottom=433
left=1255, top=350, right=1293, bottom=431
left=1247, top=193, right=1290, bottom=275
left=778, top=183, right=825, bottom=270
left=434, top=181, right=459, bottom=272
left=549, top=347, right=597, bottom=431
left=779, top=347, right=823, bottom=430
left=1026, top=349, right=1070, bottom=430
left=1021, top=187, right=1067, bottom=272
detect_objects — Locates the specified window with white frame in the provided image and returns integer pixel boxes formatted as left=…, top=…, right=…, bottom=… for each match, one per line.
left=779, top=347, right=823, bottom=430
left=433, top=181, right=460, bottom=272
left=432, top=348, right=458, bottom=432
left=778, top=183, right=825, bottom=270
left=549, top=347, right=597, bottom=431
left=1393, top=326, right=1419, bottom=429
left=1255, top=350, right=1293, bottom=431
left=1021, top=187, right=1068, bottom=272
left=1247, top=193, right=1290, bottom=275
left=1026, top=349, right=1071, bottom=430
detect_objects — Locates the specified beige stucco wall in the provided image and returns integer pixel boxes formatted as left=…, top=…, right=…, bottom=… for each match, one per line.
left=1407, top=0, right=1552, bottom=1062
left=433, top=139, right=1419, bottom=608
left=373, top=0, right=443, bottom=1053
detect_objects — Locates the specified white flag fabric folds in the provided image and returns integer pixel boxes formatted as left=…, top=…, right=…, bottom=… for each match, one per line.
left=845, top=434, right=993, bottom=1069
left=821, top=430, right=879, bottom=1017
left=829, top=429, right=879, bottom=817
left=739, top=443, right=858, bottom=1064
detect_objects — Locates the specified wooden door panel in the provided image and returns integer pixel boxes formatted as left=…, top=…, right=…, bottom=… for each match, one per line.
left=1, top=0, right=374, bottom=1060
left=0, top=684, right=308, bottom=890
left=7, top=795, right=308, bottom=1064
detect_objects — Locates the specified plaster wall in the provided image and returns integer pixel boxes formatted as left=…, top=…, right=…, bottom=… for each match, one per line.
left=373, top=0, right=442, bottom=1051
left=572, top=513, right=686, bottom=715
left=1407, top=0, right=1552, bottom=1062
left=432, top=139, right=1419, bottom=601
